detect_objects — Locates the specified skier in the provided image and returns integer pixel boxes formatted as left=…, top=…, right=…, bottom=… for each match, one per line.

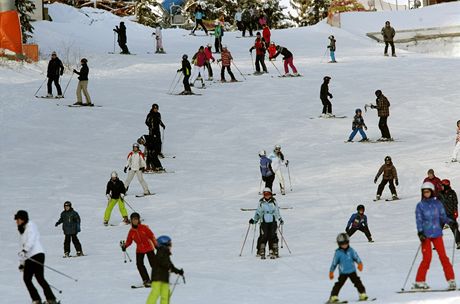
left=55, top=201, right=83, bottom=257
left=146, top=235, right=184, bottom=304
left=268, top=145, right=288, bottom=195
left=374, top=156, right=398, bottom=201
left=121, top=212, right=158, bottom=287
left=370, top=90, right=392, bottom=141
left=46, top=51, right=64, bottom=98
left=124, top=143, right=151, bottom=196
left=327, top=35, right=337, bottom=63
left=137, top=135, right=164, bottom=172
left=381, top=21, right=396, bottom=57
left=328, top=233, right=368, bottom=303
left=413, top=182, right=456, bottom=290
left=145, top=103, right=166, bottom=158
left=249, top=188, right=283, bottom=259
left=152, top=25, right=165, bottom=54
left=267, top=41, right=277, bottom=60
left=249, top=32, right=267, bottom=75
left=204, top=44, right=215, bottom=81
left=218, top=45, right=237, bottom=82
left=452, top=120, right=460, bottom=162
left=177, top=54, right=192, bottom=94
left=320, top=76, right=333, bottom=117
left=213, top=21, right=223, bottom=53
left=235, top=8, right=244, bottom=34
left=15, top=210, right=59, bottom=304
left=241, top=7, right=253, bottom=37
left=438, top=179, right=460, bottom=249
left=113, top=21, right=130, bottom=54
left=104, top=171, right=129, bottom=226
left=73, top=58, right=92, bottom=106
left=262, top=24, right=271, bottom=45
left=272, top=45, right=299, bottom=77
left=345, top=205, right=373, bottom=242
left=191, top=4, right=208, bottom=35
left=347, top=109, right=368, bottom=142
left=259, top=150, right=275, bottom=191
left=423, top=169, right=443, bottom=196
left=190, top=46, right=207, bottom=88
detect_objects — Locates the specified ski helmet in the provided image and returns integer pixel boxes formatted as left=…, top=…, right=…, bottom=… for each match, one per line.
left=182, top=54, right=188, bottom=60
left=324, top=76, right=331, bottom=81
left=336, top=232, right=350, bottom=245
left=222, top=44, right=228, bottom=49
left=81, top=58, right=88, bottom=63
left=457, top=120, right=460, bottom=126
left=328, top=35, right=335, bottom=39
left=52, top=51, right=57, bottom=56
left=14, top=210, right=29, bottom=222
left=274, top=144, right=281, bottom=151
left=421, top=182, right=435, bottom=191
left=130, top=212, right=140, bottom=220
left=441, top=179, right=450, bottom=187
left=64, top=201, right=72, bottom=208
left=375, top=90, right=382, bottom=97
left=355, top=108, right=362, bottom=114
left=357, top=204, right=365, bottom=212
left=270, top=41, right=275, bottom=45
left=133, top=143, right=140, bottom=149
left=137, top=136, right=145, bottom=145
left=384, top=156, right=392, bottom=162
left=207, top=43, right=212, bottom=47
left=262, top=187, right=272, bottom=194
left=259, top=150, right=266, bottom=157
left=256, top=32, right=261, bottom=36
left=157, top=235, right=172, bottom=246
left=111, top=171, right=118, bottom=178
left=152, top=103, right=159, bottom=109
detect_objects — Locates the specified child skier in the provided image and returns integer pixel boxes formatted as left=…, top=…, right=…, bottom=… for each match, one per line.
left=327, top=35, right=337, bottom=63
left=124, top=143, right=151, bottom=196
left=414, top=182, right=456, bottom=290
left=218, top=45, right=237, bottom=82
left=204, top=44, right=215, bottom=81
left=55, top=201, right=83, bottom=257
left=213, top=21, right=223, bottom=53
left=374, top=156, right=398, bottom=201
left=259, top=150, right=275, bottom=191
left=249, top=188, right=283, bottom=259
left=347, top=109, right=368, bottom=142
left=190, top=46, right=207, bottom=88
left=137, top=135, right=164, bottom=172
left=268, top=145, right=288, bottom=195
left=267, top=41, right=277, bottom=60
left=249, top=32, right=267, bottom=74
left=146, top=235, right=184, bottom=304
left=452, top=120, right=460, bottom=162
left=272, top=45, right=299, bottom=77
left=104, top=171, right=129, bottom=226
left=328, top=233, right=368, bottom=303
left=345, top=205, right=373, bottom=242
left=177, top=54, right=192, bottom=94
left=121, top=212, right=158, bottom=287
left=438, top=179, right=460, bottom=249
left=152, top=25, right=165, bottom=54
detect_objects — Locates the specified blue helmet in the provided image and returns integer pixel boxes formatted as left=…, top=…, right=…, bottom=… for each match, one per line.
left=157, top=235, right=172, bottom=246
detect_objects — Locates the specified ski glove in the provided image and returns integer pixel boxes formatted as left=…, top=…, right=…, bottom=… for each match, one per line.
left=249, top=219, right=255, bottom=224
left=55, top=222, right=59, bottom=227
left=357, top=263, right=363, bottom=272
left=177, top=69, right=181, bottom=73
left=124, top=167, right=128, bottom=173
left=73, top=69, right=77, bottom=73
left=18, top=264, right=24, bottom=272
left=177, top=268, right=184, bottom=276
left=279, top=219, right=284, bottom=225
left=374, top=178, right=378, bottom=184
left=120, top=241, right=126, bottom=252
left=418, top=232, right=426, bottom=242
left=285, top=160, right=289, bottom=167
left=120, top=194, right=125, bottom=199
left=106, top=194, right=111, bottom=200
left=395, top=179, right=399, bottom=186
left=328, top=93, right=333, bottom=98
left=329, top=272, right=334, bottom=280
left=141, top=167, right=145, bottom=173
left=18, top=250, right=27, bottom=258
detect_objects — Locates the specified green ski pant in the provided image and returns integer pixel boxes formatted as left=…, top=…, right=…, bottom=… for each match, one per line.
left=104, top=198, right=128, bottom=221
left=146, top=281, right=170, bottom=304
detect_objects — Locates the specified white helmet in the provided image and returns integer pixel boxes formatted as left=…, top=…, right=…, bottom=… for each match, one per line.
left=274, top=144, right=281, bottom=151
left=421, top=182, right=435, bottom=191
left=133, top=143, right=140, bottom=149
left=259, top=150, right=266, bottom=156
left=262, top=187, right=272, bottom=193
left=111, top=171, right=118, bottom=178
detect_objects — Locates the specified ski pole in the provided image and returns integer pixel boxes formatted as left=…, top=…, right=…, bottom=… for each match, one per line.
left=251, top=223, right=257, bottom=254
left=320, top=48, right=328, bottom=63
left=239, top=223, right=251, bottom=256
left=113, top=31, right=116, bottom=53
left=258, top=179, right=263, bottom=195
left=34, top=78, right=47, bottom=97
left=122, top=197, right=138, bottom=213
left=277, top=226, right=292, bottom=254
left=287, top=164, right=293, bottom=191
left=250, top=52, right=255, bottom=72
left=452, top=237, right=456, bottom=268
left=28, top=257, right=78, bottom=282
left=270, top=60, right=282, bottom=76
left=167, top=72, right=179, bottom=94
left=123, top=251, right=127, bottom=263
left=171, top=73, right=183, bottom=94
left=169, top=274, right=181, bottom=299
left=280, top=224, right=284, bottom=248
left=49, top=283, right=63, bottom=294
left=125, top=250, right=132, bottom=263
left=400, top=244, right=421, bottom=291
left=62, top=72, right=74, bottom=97
left=232, top=61, right=247, bottom=80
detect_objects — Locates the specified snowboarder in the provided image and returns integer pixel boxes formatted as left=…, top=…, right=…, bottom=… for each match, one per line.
left=190, top=46, right=207, bottom=88
left=370, top=90, right=391, bottom=141
left=451, top=120, right=460, bottom=162
left=191, top=5, right=208, bottom=35
left=145, top=103, right=166, bottom=158
left=413, top=182, right=456, bottom=290
left=249, top=188, right=283, bottom=259
left=146, top=235, right=184, bottom=304
left=272, top=45, right=299, bottom=77
left=249, top=32, right=267, bottom=74
left=235, top=8, right=243, bottom=34
left=113, top=21, right=130, bottom=54
left=327, top=35, right=337, bottom=63
left=15, top=210, right=59, bottom=304
left=267, top=41, right=277, bottom=60
left=259, top=150, right=275, bottom=191
left=152, top=25, right=165, bottom=54
left=268, top=145, right=288, bottom=195
left=218, top=45, right=237, bottom=82
left=105, top=171, right=129, bottom=226
left=374, top=156, right=398, bottom=201
left=73, top=58, right=92, bottom=106
left=328, top=233, right=368, bottom=303
left=46, top=51, right=64, bottom=98
left=55, top=201, right=83, bottom=257
left=177, top=54, right=192, bottom=94
left=241, top=7, right=253, bottom=37
left=121, top=212, right=158, bottom=287
left=124, top=143, right=151, bottom=196
left=345, top=205, right=373, bottom=242
left=381, top=21, right=396, bottom=57
left=137, top=134, right=164, bottom=172
left=204, top=44, right=215, bottom=81
left=262, top=24, right=271, bottom=45
left=347, top=109, right=368, bottom=142
left=320, top=76, right=333, bottom=117
left=438, top=179, right=460, bottom=249
left=423, top=169, right=443, bottom=196
left=213, top=21, right=223, bottom=53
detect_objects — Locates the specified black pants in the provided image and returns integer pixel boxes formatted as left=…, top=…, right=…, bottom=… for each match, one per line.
left=378, top=116, right=391, bottom=139
left=321, top=98, right=332, bottom=114
left=255, top=54, right=267, bottom=72
left=214, top=37, right=222, bottom=53
left=47, top=76, right=62, bottom=95
left=205, top=62, right=213, bottom=78
left=64, top=234, right=82, bottom=253
left=262, top=175, right=275, bottom=191
left=146, top=148, right=162, bottom=169
left=236, top=21, right=244, bottom=31
left=221, top=66, right=236, bottom=81
left=192, top=19, right=208, bottom=34
left=118, top=41, right=130, bottom=54
left=183, top=74, right=191, bottom=92
left=448, top=221, right=460, bottom=244
left=258, top=222, right=278, bottom=254
left=242, top=22, right=252, bottom=36
left=257, top=223, right=279, bottom=252
left=137, top=251, right=155, bottom=283
left=148, top=129, right=162, bottom=155
left=384, top=41, right=395, bottom=55
left=23, top=253, right=56, bottom=302
left=377, top=178, right=397, bottom=196
left=331, top=272, right=366, bottom=297
left=347, top=226, right=372, bottom=241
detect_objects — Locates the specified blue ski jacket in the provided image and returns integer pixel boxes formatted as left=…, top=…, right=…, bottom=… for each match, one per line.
left=329, top=246, right=362, bottom=274
left=253, top=198, right=281, bottom=223
left=260, top=156, right=274, bottom=177
left=346, top=213, right=368, bottom=229
left=416, top=197, right=450, bottom=238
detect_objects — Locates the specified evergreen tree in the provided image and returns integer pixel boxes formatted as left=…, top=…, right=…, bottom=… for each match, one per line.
left=289, top=0, right=310, bottom=26
left=15, top=0, right=35, bottom=43
left=261, top=0, right=288, bottom=29
left=136, top=0, right=163, bottom=27
left=290, top=0, right=330, bottom=26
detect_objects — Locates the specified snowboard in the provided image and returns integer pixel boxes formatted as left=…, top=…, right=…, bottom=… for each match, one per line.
left=135, top=193, right=156, bottom=198
left=240, top=207, right=293, bottom=211
left=397, top=288, right=459, bottom=293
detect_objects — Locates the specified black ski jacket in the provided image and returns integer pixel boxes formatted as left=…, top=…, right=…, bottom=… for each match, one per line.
left=75, top=63, right=89, bottom=81
left=439, top=188, right=458, bottom=219
left=273, top=47, right=293, bottom=60
left=106, top=178, right=126, bottom=199
left=320, top=82, right=332, bottom=101
left=114, top=23, right=127, bottom=44
left=47, top=57, right=64, bottom=78
left=145, top=111, right=165, bottom=133
left=151, top=246, right=181, bottom=283
left=56, top=208, right=81, bottom=235
left=179, top=59, right=191, bottom=76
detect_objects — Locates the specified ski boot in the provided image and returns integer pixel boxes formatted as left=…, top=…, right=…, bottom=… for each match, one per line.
left=328, top=295, right=339, bottom=303
left=271, top=244, right=279, bottom=259
left=412, top=281, right=429, bottom=290
left=221, top=78, right=226, bottom=82
left=76, top=251, right=84, bottom=256
left=392, top=194, right=399, bottom=200
left=46, top=93, right=53, bottom=98
left=258, top=244, right=266, bottom=260
left=63, top=252, right=70, bottom=258
left=456, top=242, right=460, bottom=249
left=375, top=195, right=381, bottom=201
left=32, top=301, right=41, bottom=304
left=56, top=95, right=64, bottom=98
left=359, top=293, right=368, bottom=301
left=448, top=280, right=457, bottom=290
left=44, top=299, right=60, bottom=304
left=123, top=216, right=131, bottom=225
left=368, top=238, right=374, bottom=243
left=359, top=138, right=369, bottom=142
left=103, top=220, right=109, bottom=227
left=384, top=53, right=389, bottom=57
left=230, top=79, right=238, bottom=82
left=73, top=101, right=83, bottom=106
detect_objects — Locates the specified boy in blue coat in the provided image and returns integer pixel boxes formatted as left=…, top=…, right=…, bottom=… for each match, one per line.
left=345, top=205, right=373, bottom=242
left=328, top=233, right=367, bottom=303
left=55, top=201, right=83, bottom=257
left=347, top=109, right=368, bottom=142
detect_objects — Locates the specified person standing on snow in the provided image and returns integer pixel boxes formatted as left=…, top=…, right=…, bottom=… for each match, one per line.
left=249, top=32, right=267, bottom=75
left=218, top=45, right=237, bottom=82
left=204, top=44, right=215, bottom=81
left=262, top=24, right=271, bottom=45
left=413, top=182, right=456, bottom=290
left=213, top=21, right=223, bottom=53
left=73, top=58, right=92, bottom=106
left=381, top=21, right=396, bottom=57
left=137, top=135, right=164, bottom=172
left=374, top=155, right=398, bottom=201
left=15, top=210, right=59, bottom=304
left=124, top=143, right=151, bottom=196
left=241, top=7, right=253, bottom=37
left=113, top=21, right=130, bottom=54
left=46, top=51, right=64, bottom=98
left=268, top=145, right=288, bottom=195
left=152, top=25, right=165, bottom=54
left=438, top=179, right=460, bottom=249
left=190, top=46, right=208, bottom=88
left=452, top=120, right=460, bottom=162
left=347, top=109, right=368, bottom=142
left=191, top=4, right=208, bottom=35
left=259, top=150, right=275, bottom=191
left=177, top=54, right=192, bottom=94
left=121, top=212, right=158, bottom=287
left=145, top=103, right=166, bottom=158
left=327, top=35, right=337, bottom=63
left=235, top=8, right=243, bottom=34
left=370, top=90, right=392, bottom=141
left=267, top=41, right=277, bottom=60
left=55, top=201, right=83, bottom=257
left=105, top=171, right=129, bottom=226
left=345, top=205, right=373, bottom=242
left=272, top=45, right=299, bottom=77
left=423, top=169, right=443, bottom=196
left=320, top=76, right=334, bottom=117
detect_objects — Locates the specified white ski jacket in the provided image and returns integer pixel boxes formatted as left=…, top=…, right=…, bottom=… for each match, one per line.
left=269, top=152, right=285, bottom=172
left=126, top=151, right=146, bottom=171
left=18, top=221, right=44, bottom=263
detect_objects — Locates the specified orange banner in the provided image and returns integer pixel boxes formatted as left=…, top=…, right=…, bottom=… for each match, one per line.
left=0, top=10, right=23, bottom=54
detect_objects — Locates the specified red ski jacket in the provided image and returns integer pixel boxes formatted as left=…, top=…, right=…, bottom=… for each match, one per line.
left=263, top=27, right=271, bottom=44
left=251, top=38, right=266, bottom=56
left=125, top=223, right=158, bottom=253
left=423, top=176, right=443, bottom=196
left=204, top=47, right=214, bottom=62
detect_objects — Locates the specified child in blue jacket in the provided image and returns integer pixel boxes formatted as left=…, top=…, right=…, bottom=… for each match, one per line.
left=345, top=205, right=373, bottom=242
left=328, top=233, right=367, bottom=303
left=347, top=108, right=368, bottom=142
left=55, top=201, right=83, bottom=257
